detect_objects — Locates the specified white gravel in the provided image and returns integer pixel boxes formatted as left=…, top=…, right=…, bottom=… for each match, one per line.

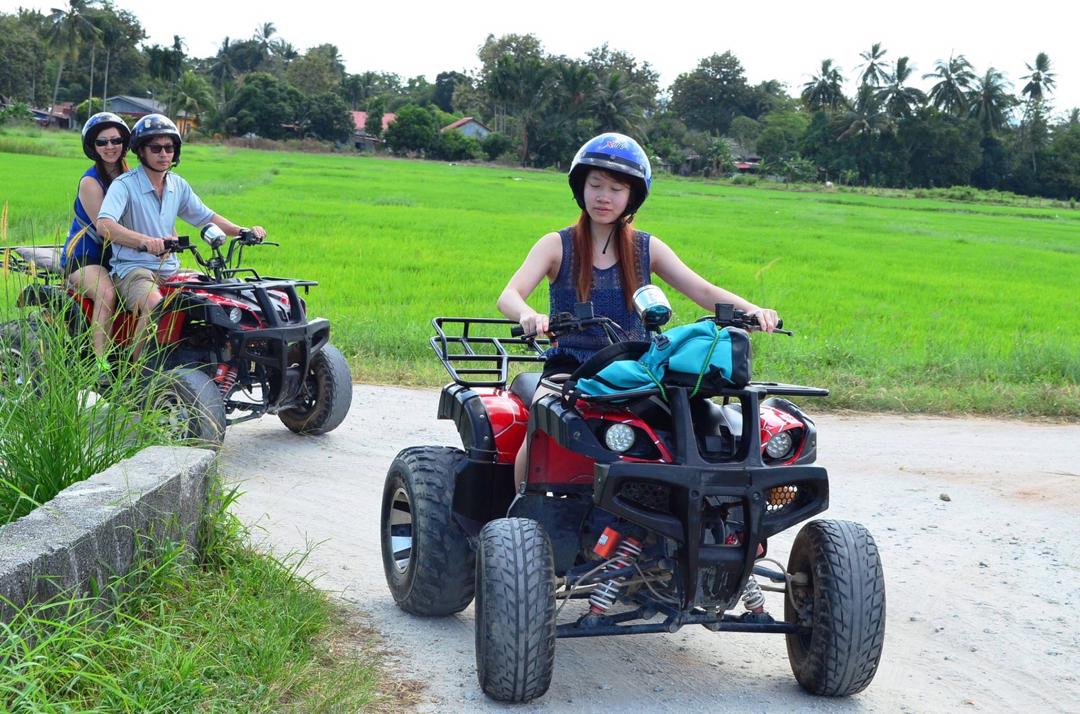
left=222, top=384, right=1080, bottom=713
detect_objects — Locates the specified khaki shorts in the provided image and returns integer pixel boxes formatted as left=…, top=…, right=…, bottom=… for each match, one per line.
left=115, top=268, right=163, bottom=310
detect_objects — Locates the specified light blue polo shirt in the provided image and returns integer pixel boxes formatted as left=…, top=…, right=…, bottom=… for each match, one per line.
left=98, top=165, right=215, bottom=278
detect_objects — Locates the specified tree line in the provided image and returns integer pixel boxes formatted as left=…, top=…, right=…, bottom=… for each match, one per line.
left=1, top=2, right=1078, bottom=200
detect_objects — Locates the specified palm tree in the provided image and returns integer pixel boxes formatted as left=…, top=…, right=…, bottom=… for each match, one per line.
left=45, top=0, right=99, bottom=112
left=801, top=59, right=846, bottom=112
left=840, top=84, right=893, bottom=140
left=877, top=56, right=926, bottom=118
left=488, top=55, right=554, bottom=165
left=1020, top=52, right=1055, bottom=104
left=592, top=72, right=644, bottom=135
left=165, top=70, right=214, bottom=133
left=968, top=67, right=1015, bottom=136
left=210, top=37, right=235, bottom=105
left=924, top=53, right=976, bottom=116
left=552, top=61, right=595, bottom=119
left=857, top=42, right=890, bottom=87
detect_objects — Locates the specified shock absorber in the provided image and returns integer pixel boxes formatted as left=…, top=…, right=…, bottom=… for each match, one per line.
left=589, top=534, right=643, bottom=615
left=741, top=576, right=766, bottom=613
left=213, top=362, right=238, bottom=397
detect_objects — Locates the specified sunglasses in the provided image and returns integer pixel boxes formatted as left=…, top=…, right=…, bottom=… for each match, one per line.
left=146, top=143, right=176, bottom=155
left=95, top=137, right=125, bottom=147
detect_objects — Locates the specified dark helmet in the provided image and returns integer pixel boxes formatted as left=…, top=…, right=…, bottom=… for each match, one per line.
left=130, top=113, right=182, bottom=166
left=81, top=112, right=130, bottom=160
left=568, top=132, right=653, bottom=217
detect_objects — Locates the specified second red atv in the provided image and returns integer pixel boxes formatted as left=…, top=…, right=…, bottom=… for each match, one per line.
left=4, top=227, right=351, bottom=444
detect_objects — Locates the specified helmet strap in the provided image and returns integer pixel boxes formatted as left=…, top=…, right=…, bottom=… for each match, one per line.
left=601, top=225, right=617, bottom=255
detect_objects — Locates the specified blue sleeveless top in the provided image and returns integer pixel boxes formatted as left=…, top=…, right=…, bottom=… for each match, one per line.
left=547, top=227, right=651, bottom=362
left=62, top=165, right=106, bottom=268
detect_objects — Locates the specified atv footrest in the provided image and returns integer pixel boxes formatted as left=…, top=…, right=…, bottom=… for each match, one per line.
left=556, top=608, right=801, bottom=638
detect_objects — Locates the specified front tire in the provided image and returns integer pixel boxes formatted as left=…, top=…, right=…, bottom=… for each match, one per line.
left=278, top=344, right=353, bottom=435
left=785, top=519, right=886, bottom=696
left=150, top=367, right=227, bottom=446
left=475, top=517, right=556, bottom=703
left=380, top=446, right=474, bottom=616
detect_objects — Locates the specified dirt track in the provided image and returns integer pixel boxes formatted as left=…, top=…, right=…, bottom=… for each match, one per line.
left=222, top=384, right=1080, bottom=713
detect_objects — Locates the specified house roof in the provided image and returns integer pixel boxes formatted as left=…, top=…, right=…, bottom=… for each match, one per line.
left=440, top=116, right=490, bottom=133
left=107, top=95, right=166, bottom=114
left=351, top=111, right=397, bottom=133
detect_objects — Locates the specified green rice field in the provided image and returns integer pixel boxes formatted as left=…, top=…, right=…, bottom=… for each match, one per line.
left=2, top=130, right=1078, bottom=417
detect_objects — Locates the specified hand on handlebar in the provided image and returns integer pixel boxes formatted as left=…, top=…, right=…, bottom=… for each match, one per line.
left=748, top=307, right=780, bottom=333
left=139, top=237, right=168, bottom=255
left=516, top=312, right=549, bottom=338
left=239, top=226, right=267, bottom=243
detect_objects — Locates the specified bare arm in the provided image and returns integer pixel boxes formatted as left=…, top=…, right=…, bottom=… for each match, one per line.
left=650, top=235, right=779, bottom=331
left=97, top=217, right=168, bottom=255
left=78, top=177, right=105, bottom=225
left=209, top=214, right=266, bottom=239
left=496, top=232, right=562, bottom=334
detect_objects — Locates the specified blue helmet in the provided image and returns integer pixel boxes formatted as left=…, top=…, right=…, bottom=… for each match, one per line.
left=568, top=133, right=652, bottom=217
left=81, top=112, right=130, bottom=160
left=130, top=113, right=182, bottom=166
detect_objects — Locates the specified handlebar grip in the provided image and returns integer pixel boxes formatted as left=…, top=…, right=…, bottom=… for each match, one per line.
left=510, top=325, right=525, bottom=337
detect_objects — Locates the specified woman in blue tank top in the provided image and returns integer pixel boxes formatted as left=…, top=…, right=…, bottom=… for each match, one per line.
left=497, top=132, right=780, bottom=487
left=62, top=112, right=130, bottom=370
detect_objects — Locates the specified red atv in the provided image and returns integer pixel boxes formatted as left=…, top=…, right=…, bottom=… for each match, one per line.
left=3, top=227, right=351, bottom=443
left=381, top=297, right=885, bottom=703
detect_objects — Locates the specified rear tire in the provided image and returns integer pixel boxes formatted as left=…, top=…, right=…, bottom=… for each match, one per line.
left=380, top=446, right=475, bottom=615
left=0, top=319, right=43, bottom=391
left=475, top=517, right=556, bottom=703
left=150, top=367, right=227, bottom=446
left=278, top=344, right=352, bottom=435
left=785, top=519, right=886, bottom=696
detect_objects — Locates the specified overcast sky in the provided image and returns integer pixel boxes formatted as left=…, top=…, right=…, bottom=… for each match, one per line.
left=7, top=0, right=1079, bottom=115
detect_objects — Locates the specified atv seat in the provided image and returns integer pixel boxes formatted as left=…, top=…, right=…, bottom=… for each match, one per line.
left=510, top=371, right=543, bottom=404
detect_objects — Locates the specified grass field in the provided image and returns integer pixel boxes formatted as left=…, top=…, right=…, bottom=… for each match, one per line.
left=2, top=129, right=1078, bottom=417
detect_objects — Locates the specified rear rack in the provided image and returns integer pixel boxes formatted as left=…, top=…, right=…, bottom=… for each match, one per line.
left=0, top=246, right=64, bottom=280
left=431, top=317, right=549, bottom=387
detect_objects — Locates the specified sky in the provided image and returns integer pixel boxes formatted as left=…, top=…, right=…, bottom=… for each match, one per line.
left=7, top=0, right=1079, bottom=116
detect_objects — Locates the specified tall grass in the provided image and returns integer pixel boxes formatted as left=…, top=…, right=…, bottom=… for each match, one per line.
left=0, top=301, right=187, bottom=522
left=0, top=484, right=383, bottom=711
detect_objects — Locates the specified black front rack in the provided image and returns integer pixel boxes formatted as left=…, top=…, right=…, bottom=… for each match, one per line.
left=431, top=317, right=549, bottom=388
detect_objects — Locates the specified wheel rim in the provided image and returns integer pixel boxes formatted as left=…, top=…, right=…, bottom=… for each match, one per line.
left=152, top=387, right=195, bottom=439
left=388, top=487, right=413, bottom=574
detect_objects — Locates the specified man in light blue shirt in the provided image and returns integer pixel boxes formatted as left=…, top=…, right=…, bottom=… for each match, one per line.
left=97, top=114, right=265, bottom=356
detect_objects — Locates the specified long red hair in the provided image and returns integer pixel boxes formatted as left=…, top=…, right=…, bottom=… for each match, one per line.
left=571, top=210, right=642, bottom=311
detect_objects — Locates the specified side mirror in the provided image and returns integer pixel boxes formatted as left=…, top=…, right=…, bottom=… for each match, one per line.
left=633, top=285, right=671, bottom=329
left=200, top=223, right=226, bottom=249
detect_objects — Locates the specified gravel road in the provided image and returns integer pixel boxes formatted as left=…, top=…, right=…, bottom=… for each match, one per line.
left=222, top=385, right=1080, bottom=713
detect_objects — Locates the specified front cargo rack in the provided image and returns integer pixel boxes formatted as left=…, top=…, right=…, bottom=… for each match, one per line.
left=431, top=317, right=549, bottom=388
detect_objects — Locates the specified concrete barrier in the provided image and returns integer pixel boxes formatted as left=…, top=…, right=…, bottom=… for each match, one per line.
left=0, top=446, right=215, bottom=621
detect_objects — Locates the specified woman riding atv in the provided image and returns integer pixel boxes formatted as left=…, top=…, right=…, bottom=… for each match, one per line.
left=497, top=132, right=780, bottom=487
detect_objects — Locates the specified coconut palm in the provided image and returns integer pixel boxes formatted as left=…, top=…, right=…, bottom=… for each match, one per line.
left=1020, top=52, right=1055, bottom=104
left=165, top=70, right=214, bottom=131
left=857, top=42, right=890, bottom=87
left=801, top=59, right=846, bottom=112
left=968, top=67, right=1015, bottom=136
left=592, top=72, right=644, bottom=135
left=840, top=84, right=893, bottom=140
left=877, top=56, right=926, bottom=118
left=45, top=0, right=100, bottom=112
left=924, top=53, right=976, bottom=116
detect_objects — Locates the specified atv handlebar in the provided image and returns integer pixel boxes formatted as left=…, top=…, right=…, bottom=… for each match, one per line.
left=137, top=235, right=190, bottom=253
left=698, top=305, right=792, bottom=336
left=512, top=303, right=792, bottom=341
left=512, top=311, right=625, bottom=344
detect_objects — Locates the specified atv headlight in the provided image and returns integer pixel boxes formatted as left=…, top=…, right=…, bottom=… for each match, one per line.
left=227, top=307, right=243, bottom=323
left=604, top=423, right=636, bottom=453
left=765, top=430, right=794, bottom=460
